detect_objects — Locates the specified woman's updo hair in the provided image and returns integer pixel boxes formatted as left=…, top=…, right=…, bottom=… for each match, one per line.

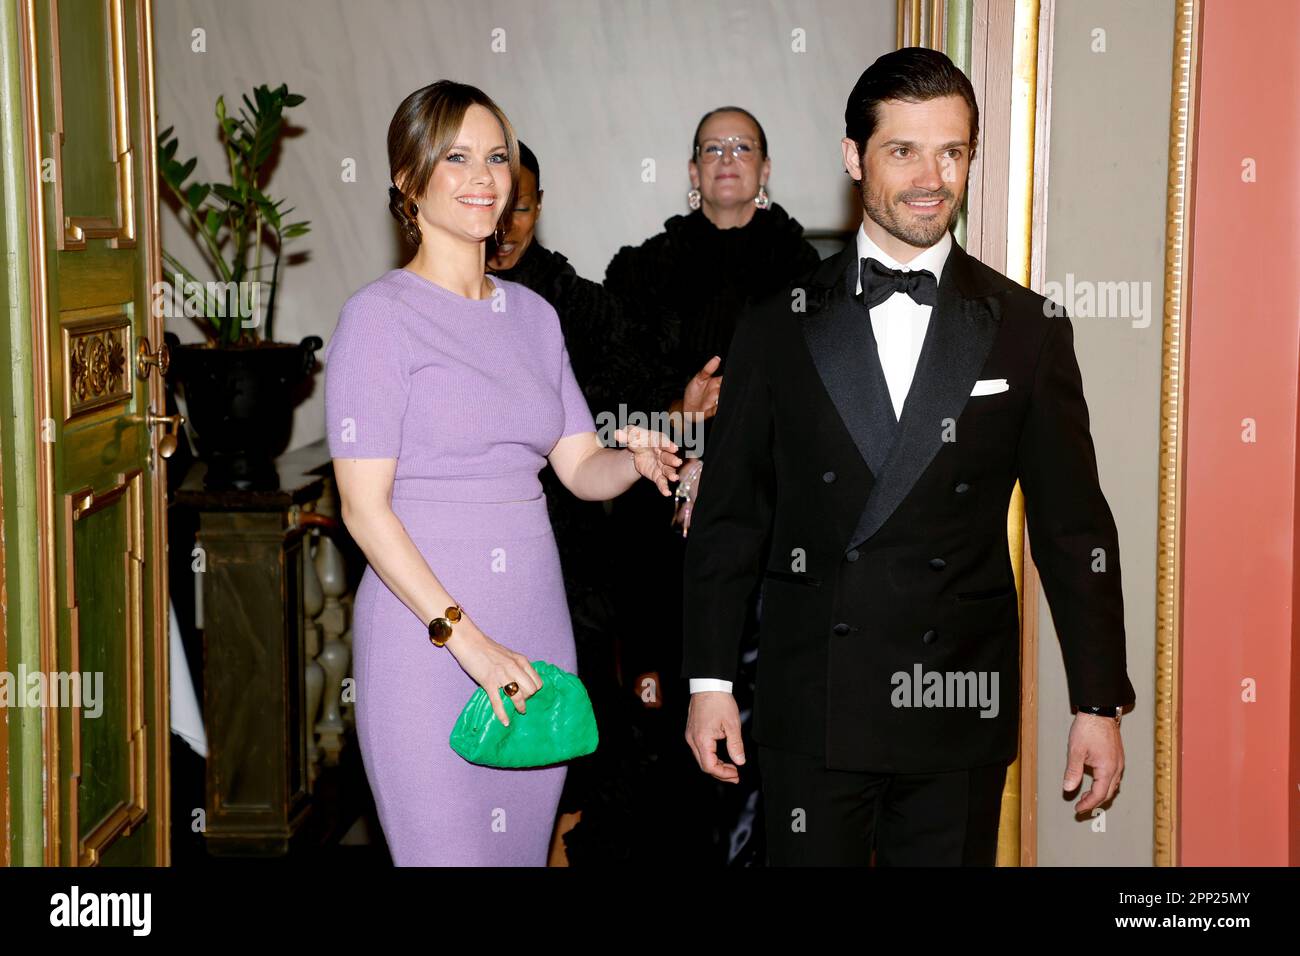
left=386, top=79, right=520, bottom=247
left=689, top=105, right=769, bottom=162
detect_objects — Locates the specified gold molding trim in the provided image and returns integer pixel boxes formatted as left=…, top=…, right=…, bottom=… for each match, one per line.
left=993, top=0, right=1040, bottom=868
left=897, top=0, right=947, bottom=50
left=62, top=469, right=148, bottom=866
left=49, top=0, right=137, bottom=252
left=1005, top=0, right=1039, bottom=291
left=61, top=308, right=132, bottom=420
left=1019, top=0, right=1054, bottom=869
left=1154, top=0, right=1202, bottom=869
left=138, top=0, right=170, bottom=867
left=18, top=0, right=59, bottom=867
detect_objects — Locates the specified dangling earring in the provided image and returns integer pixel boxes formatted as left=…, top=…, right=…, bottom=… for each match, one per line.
left=754, top=184, right=770, bottom=210
left=493, top=224, right=506, bottom=246
left=687, top=188, right=702, bottom=211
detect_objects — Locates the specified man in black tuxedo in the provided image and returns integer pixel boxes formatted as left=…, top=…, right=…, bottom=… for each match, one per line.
left=681, top=47, right=1136, bottom=866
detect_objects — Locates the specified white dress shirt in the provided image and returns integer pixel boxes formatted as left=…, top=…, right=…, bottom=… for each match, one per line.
left=689, top=227, right=954, bottom=695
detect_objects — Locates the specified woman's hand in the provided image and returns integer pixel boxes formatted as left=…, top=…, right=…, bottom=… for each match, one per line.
left=682, top=355, right=723, bottom=419
left=615, top=425, right=681, bottom=496
left=671, top=458, right=704, bottom=536
left=445, top=621, right=543, bottom=726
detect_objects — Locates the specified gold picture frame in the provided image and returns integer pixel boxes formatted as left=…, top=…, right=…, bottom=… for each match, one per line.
left=1153, top=0, right=1202, bottom=869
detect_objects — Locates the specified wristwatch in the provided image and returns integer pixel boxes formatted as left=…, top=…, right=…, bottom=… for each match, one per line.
left=1077, top=704, right=1123, bottom=726
left=427, top=604, right=464, bottom=647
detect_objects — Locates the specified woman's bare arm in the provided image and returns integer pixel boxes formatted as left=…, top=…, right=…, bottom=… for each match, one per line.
left=547, top=427, right=681, bottom=502
left=332, top=457, right=542, bottom=726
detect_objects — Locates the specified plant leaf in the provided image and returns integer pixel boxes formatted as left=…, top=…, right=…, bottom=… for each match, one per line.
left=211, top=182, right=241, bottom=203
left=257, top=198, right=281, bottom=229
left=184, top=182, right=210, bottom=209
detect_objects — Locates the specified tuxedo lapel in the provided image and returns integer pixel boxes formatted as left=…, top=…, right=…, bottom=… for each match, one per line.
left=844, top=240, right=1002, bottom=552
left=799, top=244, right=898, bottom=477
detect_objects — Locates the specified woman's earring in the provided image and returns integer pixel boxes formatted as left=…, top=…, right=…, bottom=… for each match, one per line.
left=754, top=184, right=770, bottom=210
left=494, top=224, right=506, bottom=246
left=687, top=188, right=702, bottom=211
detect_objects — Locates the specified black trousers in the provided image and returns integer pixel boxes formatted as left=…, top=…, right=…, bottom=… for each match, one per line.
left=759, top=745, right=1008, bottom=866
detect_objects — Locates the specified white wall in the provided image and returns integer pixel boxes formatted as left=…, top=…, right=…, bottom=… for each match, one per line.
left=1036, top=0, right=1173, bottom=865
left=154, top=0, right=895, bottom=451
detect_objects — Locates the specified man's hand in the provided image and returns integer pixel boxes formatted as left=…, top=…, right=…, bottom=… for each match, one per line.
left=685, top=690, right=745, bottom=783
left=1063, top=712, right=1125, bottom=814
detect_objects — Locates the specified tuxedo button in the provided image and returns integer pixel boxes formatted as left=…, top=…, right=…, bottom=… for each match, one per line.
left=832, top=623, right=851, bottom=636
left=846, top=549, right=860, bottom=562
left=954, top=482, right=971, bottom=494
left=922, top=629, right=938, bottom=644
left=929, top=557, right=946, bottom=571
left=823, top=470, right=837, bottom=483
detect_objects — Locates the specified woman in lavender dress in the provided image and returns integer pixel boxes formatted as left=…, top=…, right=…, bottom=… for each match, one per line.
left=324, top=81, right=680, bottom=866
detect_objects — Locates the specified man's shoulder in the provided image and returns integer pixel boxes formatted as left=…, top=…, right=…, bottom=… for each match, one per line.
left=957, top=248, right=1063, bottom=336
left=723, top=280, right=816, bottom=361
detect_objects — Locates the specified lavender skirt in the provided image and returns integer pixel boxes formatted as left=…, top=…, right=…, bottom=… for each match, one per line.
left=352, top=494, right=577, bottom=866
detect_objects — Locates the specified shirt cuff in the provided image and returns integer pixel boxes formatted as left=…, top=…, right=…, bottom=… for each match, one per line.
left=689, top=678, right=734, bottom=694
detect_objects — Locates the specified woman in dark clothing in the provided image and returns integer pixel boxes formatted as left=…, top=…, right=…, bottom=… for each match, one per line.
left=604, top=112, right=822, bottom=416
left=490, top=116, right=820, bottom=864
left=488, top=144, right=694, bottom=865
left=601, top=107, right=822, bottom=866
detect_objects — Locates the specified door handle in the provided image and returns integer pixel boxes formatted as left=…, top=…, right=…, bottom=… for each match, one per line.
left=147, top=407, right=185, bottom=459
left=135, top=335, right=170, bottom=381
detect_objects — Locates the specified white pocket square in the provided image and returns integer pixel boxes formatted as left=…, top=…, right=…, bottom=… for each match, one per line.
left=971, top=378, right=1009, bottom=396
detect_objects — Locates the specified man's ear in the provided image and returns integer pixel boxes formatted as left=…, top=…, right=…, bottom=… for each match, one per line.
left=840, top=136, right=864, bottom=181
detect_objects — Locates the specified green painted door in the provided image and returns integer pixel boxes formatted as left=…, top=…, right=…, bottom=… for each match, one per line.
left=4, top=0, right=170, bottom=866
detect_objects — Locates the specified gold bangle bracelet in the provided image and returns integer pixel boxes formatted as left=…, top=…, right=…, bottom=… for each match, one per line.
left=427, top=604, right=464, bottom=647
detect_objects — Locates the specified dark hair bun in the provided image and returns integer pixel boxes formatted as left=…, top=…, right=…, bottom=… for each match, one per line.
left=388, top=185, right=422, bottom=246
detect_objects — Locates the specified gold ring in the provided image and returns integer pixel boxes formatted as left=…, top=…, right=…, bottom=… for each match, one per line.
left=503, top=682, right=520, bottom=697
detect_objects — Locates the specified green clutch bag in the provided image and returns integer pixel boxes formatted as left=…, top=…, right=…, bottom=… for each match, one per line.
left=449, top=660, right=598, bottom=768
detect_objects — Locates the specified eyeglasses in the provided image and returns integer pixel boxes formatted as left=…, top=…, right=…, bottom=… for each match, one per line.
left=695, top=136, right=760, bottom=163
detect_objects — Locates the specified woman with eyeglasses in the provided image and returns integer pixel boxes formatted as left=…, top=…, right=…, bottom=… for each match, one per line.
left=602, top=106, right=822, bottom=866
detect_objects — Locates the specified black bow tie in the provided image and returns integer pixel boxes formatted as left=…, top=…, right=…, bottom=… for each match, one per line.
left=859, top=257, right=939, bottom=310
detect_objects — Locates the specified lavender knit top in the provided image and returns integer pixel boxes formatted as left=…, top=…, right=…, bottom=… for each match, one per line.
left=324, top=268, right=596, bottom=503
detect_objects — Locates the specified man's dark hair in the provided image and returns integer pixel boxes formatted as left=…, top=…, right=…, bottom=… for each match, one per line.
left=844, top=47, right=980, bottom=161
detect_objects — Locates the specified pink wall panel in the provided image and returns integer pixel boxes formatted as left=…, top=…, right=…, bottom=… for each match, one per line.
left=1181, top=0, right=1300, bottom=865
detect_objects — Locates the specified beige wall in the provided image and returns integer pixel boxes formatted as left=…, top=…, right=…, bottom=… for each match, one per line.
left=1036, top=0, right=1173, bottom=864
left=154, top=0, right=895, bottom=452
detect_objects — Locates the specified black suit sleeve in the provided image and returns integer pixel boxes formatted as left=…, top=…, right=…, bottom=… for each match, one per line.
left=1015, top=310, right=1136, bottom=712
left=681, top=310, right=775, bottom=684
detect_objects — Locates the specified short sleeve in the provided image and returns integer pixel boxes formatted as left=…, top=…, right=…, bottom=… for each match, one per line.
left=558, top=339, right=595, bottom=439
left=324, top=292, right=411, bottom=458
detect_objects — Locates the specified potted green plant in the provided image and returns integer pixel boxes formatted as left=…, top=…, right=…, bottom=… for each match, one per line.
left=158, top=82, right=320, bottom=489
